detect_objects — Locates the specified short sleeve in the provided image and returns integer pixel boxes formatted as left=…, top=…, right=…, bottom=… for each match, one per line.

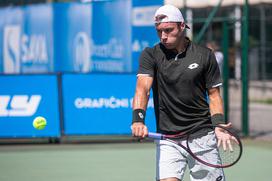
left=205, top=50, right=222, bottom=89
left=138, top=47, right=156, bottom=77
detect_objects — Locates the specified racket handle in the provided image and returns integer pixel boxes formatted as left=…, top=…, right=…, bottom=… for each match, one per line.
left=148, top=132, right=163, bottom=139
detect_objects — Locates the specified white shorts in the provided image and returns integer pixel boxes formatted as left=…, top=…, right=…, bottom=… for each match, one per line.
left=155, top=131, right=225, bottom=181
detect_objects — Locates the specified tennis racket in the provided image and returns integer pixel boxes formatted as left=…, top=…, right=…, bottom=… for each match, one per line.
left=148, top=124, right=242, bottom=168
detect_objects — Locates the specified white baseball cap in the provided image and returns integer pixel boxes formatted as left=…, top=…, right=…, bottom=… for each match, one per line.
left=154, top=4, right=190, bottom=29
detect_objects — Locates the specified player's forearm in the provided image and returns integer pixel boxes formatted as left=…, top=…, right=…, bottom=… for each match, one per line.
left=209, top=95, right=224, bottom=115
left=131, top=89, right=150, bottom=125
left=209, top=96, right=225, bottom=125
left=208, top=87, right=225, bottom=125
left=132, top=76, right=153, bottom=110
left=132, top=76, right=153, bottom=124
left=208, top=87, right=223, bottom=115
left=132, top=90, right=150, bottom=110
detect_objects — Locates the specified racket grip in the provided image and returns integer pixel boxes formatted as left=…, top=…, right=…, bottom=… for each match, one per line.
left=148, top=132, right=163, bottom=139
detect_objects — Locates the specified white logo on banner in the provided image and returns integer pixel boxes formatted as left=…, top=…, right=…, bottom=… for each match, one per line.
left=0, top=95, right=41, bottom=117
left=74, top=97, right=154, bottom=109
left=132, top=6, right=160, bottom=26
left=90, top=38, right=124, bottom=59
left=73, top=31, right=126, bottom=72
left=73, top=32, right=92, bottom=72
left=132, top=40, right=150, bottom=52
left=3, top=25, right=49, bottom=73
left=3, top=25, right=21, bottom=73
left=21, top=34, right=48, bottom=64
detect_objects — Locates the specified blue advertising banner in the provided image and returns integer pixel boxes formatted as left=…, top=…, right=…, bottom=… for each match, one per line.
left=0, top=75, right=60, bottom=138
left=1, top=1, right=165, bottom=74
left=131, top=0, right=163, bottom=72
left=91, top=0, right=132, bottom=73
left=62, top=74, right=156, bottom=135
left=0, top=5, right=54, bottom=74
left=54, top=1, right=131, bottom=73
left=53, top=3, right=92, bottom=73
left=22, top=4, right=54, bottom=73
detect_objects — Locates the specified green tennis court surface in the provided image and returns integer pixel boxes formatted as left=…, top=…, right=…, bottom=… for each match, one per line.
left=0, top=139, right=271, bottom=181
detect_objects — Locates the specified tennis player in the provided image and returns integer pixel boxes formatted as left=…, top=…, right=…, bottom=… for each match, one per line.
left=131, top=4, right=232, bottom=181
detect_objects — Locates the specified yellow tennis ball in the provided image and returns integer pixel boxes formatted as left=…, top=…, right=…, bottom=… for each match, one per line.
left=33, top=116, right=47, bottom=130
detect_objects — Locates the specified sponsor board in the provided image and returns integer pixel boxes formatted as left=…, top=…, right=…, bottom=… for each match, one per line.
left=0, top=75, right=60, bottom=137
left=62, top=74, right=156, bottom=135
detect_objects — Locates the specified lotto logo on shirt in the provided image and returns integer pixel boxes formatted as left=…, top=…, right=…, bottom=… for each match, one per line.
left=188, top=63, right=199, bottom=70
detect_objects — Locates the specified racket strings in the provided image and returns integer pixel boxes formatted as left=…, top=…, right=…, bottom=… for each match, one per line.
left=218, top=139, right=241, bottom=166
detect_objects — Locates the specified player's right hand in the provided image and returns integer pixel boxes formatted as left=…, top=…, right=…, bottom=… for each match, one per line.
left=131, top=122, right=148, bottom=138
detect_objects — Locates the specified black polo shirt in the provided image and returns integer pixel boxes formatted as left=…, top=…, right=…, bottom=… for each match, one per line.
left=138, top=40, right=222, bottom=134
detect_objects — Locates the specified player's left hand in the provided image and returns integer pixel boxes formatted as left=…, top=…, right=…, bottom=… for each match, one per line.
left=215, top=122, right=237, bottom=151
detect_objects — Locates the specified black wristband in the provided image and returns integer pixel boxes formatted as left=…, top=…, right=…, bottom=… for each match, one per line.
left=132, top=109, right=146, bottom=124
left=211, top=113, right=225, bottom=125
